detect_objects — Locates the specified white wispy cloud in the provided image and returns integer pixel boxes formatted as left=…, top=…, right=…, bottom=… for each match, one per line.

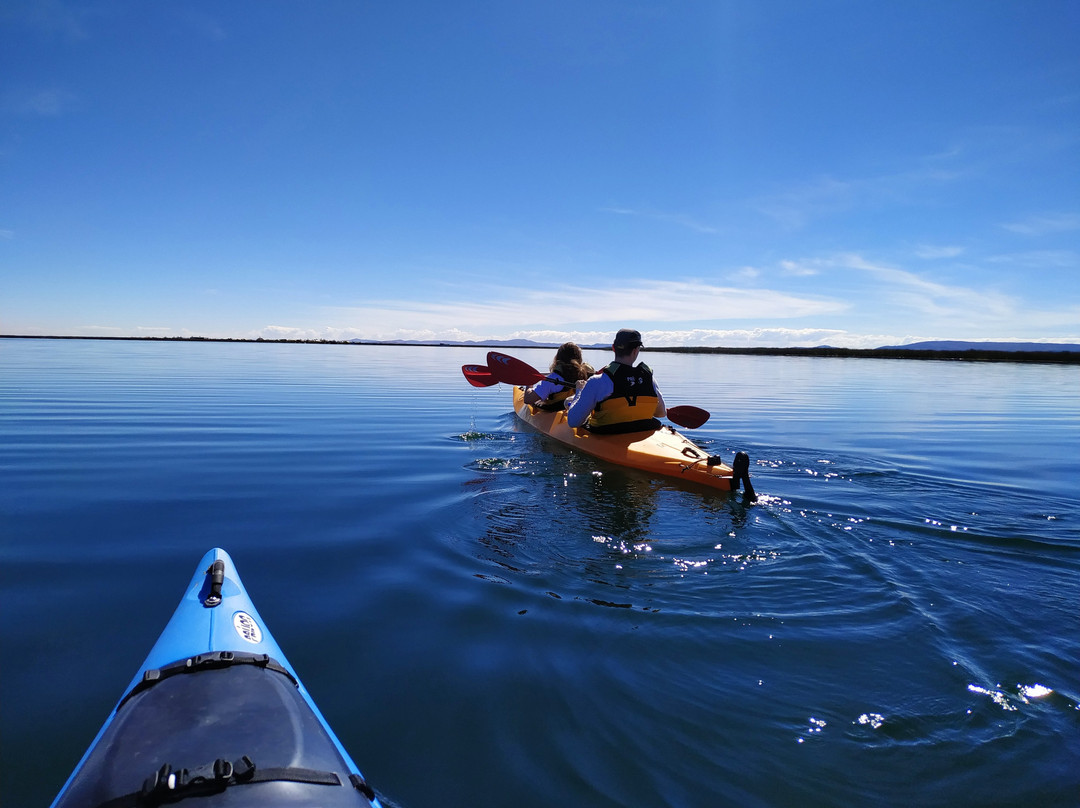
left=779, top=260, right=819, bottom=276
left=728, top=266, right=761, bottom=281
left=752, top=163, right=963, bottom=229
left=914, top=245, right=965, bottom=260
left=1000, top=212, right=1080, bottom=236
left=322, top=279, right=847, bottom=339
left=793, top=251, right=1080, bottom=338
left=601, top=206, right=718, bottom=234
left=752, top=175, right=856, bottom=229
left=233, top=247, right=1080, bottom=349
left=78, top=325, right=126, bottom=335
left=833, top=253, right=1017, bottom=319
left=252, top=323, right=927, bottom=351
left=986, top=250, right=1079, bottom=268
left=1, top=86, right=76, bottom=117
left=259, top=325, right=322, bottom=340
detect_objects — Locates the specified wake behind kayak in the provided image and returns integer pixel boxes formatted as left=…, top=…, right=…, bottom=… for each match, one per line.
left=51, top=548, right=381, bottom=807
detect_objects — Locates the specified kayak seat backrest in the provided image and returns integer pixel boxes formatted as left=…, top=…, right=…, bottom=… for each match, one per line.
left=53, top=663, right=376, bottom=807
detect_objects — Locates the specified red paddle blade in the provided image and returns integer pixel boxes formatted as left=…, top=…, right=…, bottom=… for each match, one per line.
left=462, top=364, right=499, bottom=387
left=486, top=352, right=546, bottom=386
left=666, top=405, right=710, bottom=429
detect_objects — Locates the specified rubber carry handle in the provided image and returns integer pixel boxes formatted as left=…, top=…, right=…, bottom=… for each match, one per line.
left=204, top=559, right=226, bottom=607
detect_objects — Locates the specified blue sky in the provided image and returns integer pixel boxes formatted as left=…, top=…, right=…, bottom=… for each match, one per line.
left=3, top=1, right=1078, bottom=348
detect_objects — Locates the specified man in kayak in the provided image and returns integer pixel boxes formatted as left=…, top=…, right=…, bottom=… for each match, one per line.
left=523, top=341, right=594, bottom=411
left=566, top=328, right=667, bottom=433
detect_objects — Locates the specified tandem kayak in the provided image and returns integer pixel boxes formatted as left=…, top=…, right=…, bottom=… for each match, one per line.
left=512, top=386, right=753, bottom=495
left=51, top=548, right=381, bottom=808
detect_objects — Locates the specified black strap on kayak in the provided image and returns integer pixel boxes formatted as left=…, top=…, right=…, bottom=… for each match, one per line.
left=93, top=754, right=377, bottom=808
left=117, top=651, right=298, bottom=710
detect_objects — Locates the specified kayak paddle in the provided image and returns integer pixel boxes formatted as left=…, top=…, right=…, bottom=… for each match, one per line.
left=462, top=364, right=499, bottom=387
left=485, top=352, right=712, bottom=429
left=485, top=351, right=555, bottom=387
left=665, top=405, right=710, bottom=429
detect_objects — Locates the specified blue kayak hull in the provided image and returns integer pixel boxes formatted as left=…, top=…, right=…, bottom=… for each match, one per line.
left=51, top=548, right=381, bottom=807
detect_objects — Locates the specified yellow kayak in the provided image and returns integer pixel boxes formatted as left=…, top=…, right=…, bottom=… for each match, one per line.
left=512, top=386, right=741, bottom=492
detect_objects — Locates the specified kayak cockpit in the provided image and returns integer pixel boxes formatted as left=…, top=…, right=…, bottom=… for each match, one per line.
left=53, top=660, right=377, bottom=807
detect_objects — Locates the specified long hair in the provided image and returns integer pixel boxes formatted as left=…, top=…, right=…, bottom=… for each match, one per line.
left=550, top=342, right=594, bottom=382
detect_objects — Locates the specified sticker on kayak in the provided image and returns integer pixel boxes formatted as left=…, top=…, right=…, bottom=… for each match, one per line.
left=232, top=611, right=262, bottom=644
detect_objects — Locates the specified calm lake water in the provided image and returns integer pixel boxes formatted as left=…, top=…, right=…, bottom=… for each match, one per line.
left=2, top=338, right=1077, bottom=807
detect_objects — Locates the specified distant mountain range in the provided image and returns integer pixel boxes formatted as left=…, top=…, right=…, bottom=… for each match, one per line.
left=877, top=340, right=1080, bottom=352
left=349, top=338, right=1080, bottom=353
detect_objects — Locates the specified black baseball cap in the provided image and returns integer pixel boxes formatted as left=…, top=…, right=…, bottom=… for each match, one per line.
left=613, top=328, right=643, bottom=350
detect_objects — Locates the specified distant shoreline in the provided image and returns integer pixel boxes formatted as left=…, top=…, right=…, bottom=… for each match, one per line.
left=4, top=334, right=1079, bottom=364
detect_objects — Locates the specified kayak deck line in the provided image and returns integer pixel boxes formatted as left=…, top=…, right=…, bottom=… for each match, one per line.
left=94, top=751, right=374, bottom=808
left=117, top=649, right=298, bottom=710
left=50, top=548, right=382, bottom=808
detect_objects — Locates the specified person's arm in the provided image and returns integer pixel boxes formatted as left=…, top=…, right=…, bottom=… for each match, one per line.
left=524, top=376, right=562, bottom=406
left=654, top=385, right=667, bottom=418
left=566, top=374, right=611, bottom=428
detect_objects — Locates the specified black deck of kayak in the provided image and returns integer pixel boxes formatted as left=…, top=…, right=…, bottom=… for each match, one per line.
left=54, top=661, right=377, bottom=807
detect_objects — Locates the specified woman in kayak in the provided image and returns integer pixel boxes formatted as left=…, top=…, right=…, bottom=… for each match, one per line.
left=523, top=342, right=595, bottom=411
left=566, top=328, right=667, bottom=433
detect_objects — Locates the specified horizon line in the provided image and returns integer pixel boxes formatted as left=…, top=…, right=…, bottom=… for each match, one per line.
left=4, top=334, right=1079, bottom=364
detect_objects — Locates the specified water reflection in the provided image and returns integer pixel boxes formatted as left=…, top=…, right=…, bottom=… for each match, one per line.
left=461, top=423, right=778, bottom=617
